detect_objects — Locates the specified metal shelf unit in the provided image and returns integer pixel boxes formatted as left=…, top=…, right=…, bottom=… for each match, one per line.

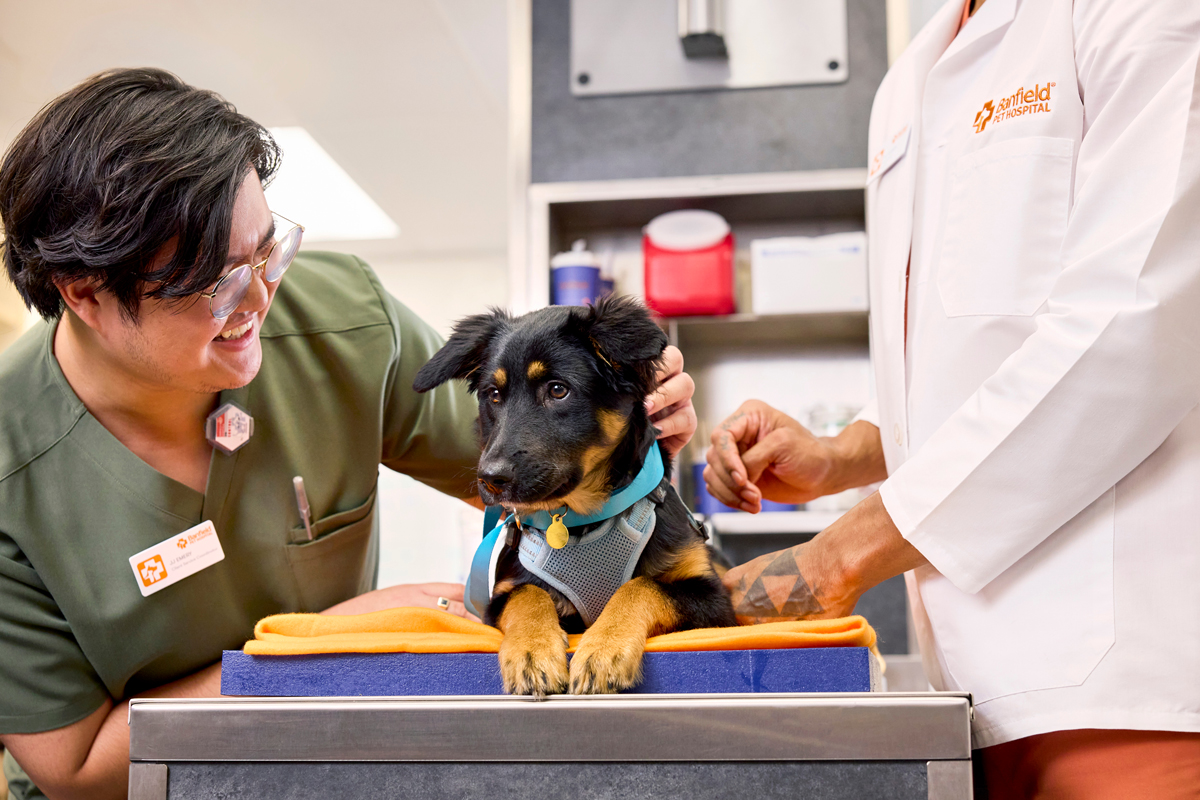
left=516, top=168, right=867, bottom=312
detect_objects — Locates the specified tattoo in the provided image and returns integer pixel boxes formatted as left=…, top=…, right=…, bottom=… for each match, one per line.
left=719, top=433, right=731, bottom=449
left=734, top=549, right=824, bottom=620
left=719, top=412, right=746, bottom=432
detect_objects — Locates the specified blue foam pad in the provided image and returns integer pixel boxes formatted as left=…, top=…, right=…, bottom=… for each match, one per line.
left=221, top=647, right=878, bottom=697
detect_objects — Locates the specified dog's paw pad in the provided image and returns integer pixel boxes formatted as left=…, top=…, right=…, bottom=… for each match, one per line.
left=568, top=635, right=644, bottom=695
left=499, top=635, right=569, bottom=697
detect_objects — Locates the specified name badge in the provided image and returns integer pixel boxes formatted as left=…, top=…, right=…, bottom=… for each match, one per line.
left=129, top=520, right=225, bottom=597
left=867, top=124, right=911, bottom=185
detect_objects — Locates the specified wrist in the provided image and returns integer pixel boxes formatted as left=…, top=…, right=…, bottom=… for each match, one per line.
left=804, top=532, right=866, bottom=616
left=816, top=433, right=859, bottom=497
left=810, top=492, right=928, bottom=604
left=819, top=421, right=887, bottom=495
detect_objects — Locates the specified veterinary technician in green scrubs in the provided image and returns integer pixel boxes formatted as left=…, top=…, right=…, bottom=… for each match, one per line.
left=0, top=69, right=697, bottom=800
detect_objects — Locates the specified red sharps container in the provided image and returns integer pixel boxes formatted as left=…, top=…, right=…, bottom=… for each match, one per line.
left=643, top=210, right=735, bottom=317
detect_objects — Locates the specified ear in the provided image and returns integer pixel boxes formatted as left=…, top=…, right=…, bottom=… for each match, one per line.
left=413, top=308, right=510, bottom=393
left=55, top=277, right=105, bottom=330
left=569, top=295, right=667, bottom=395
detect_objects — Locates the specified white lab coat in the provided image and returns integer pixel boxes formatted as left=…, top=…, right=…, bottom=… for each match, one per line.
left=861, top=0, right=1200, bottom=747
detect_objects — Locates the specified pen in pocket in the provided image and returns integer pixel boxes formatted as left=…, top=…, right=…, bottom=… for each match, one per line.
left=293, top=476, right=315, bottom=541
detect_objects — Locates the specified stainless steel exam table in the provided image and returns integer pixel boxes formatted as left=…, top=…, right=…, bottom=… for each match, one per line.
left=127, top=692, right=973, bottom=799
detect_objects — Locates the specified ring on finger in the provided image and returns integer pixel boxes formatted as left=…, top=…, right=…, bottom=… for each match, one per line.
left=436, top=596, right=450, bottom=611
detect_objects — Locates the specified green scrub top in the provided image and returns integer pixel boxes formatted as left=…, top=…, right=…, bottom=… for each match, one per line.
left=0, top=251, right=481, bottom=741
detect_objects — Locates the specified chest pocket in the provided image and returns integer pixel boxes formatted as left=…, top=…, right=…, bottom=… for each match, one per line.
left=285, top=489, right=378, bottom=612
left=936, top=137, right=1074, bottom=317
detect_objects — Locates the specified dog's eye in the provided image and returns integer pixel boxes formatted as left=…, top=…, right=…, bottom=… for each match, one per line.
left=548, top=382, right=569, bottom=400
left=488, top=387, right=502, bottom=404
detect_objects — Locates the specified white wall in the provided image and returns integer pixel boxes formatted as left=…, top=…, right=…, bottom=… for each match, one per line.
left=370, top=252, right=497, bottom=586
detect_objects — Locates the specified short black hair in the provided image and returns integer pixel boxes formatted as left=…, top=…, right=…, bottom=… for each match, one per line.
left=0, top=67, right=281, bottom=320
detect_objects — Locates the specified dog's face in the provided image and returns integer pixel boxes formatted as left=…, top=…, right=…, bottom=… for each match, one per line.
left=414, top=297, right=667, bottom=514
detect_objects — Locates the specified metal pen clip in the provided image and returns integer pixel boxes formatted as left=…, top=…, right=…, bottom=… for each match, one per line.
left=293, top=476, right=315, bottom=541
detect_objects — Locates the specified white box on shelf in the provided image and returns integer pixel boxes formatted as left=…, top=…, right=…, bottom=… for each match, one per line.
left=750, top=231, right=868, bottom=315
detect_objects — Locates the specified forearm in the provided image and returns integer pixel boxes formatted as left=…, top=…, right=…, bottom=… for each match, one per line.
left=80, top=664, right=222, bottom=798
left=725, top=492, right=926, bottom=623
left=5, top=663, right=221, bottom=800
left=821, top=421, right=887, bottom=495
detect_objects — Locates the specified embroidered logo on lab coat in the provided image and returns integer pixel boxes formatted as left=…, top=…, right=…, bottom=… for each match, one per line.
left=973, top=100, right=995, bottom=133
left=974, top=83, right=1055, bottom=133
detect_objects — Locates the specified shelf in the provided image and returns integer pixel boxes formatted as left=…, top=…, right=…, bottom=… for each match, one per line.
left=704, top=509, right=847, bottom=535
left=529, top=169, right=867, bottom=206
left=661, top=310, right=868, bottom=349
left=519, top=169, right=867, bottom=312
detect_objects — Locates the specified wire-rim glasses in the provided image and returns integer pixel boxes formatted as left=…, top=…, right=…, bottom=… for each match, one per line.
left=201, top=212, right=304, bottom=319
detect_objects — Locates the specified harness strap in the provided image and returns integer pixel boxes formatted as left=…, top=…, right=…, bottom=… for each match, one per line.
left=463, top=443, right=667, bottom=621
left=517, top=490, right=660, bottom=627
left=464, top=515, right=506, bottom=620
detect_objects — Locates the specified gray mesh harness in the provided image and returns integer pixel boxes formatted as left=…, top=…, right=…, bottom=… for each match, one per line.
left=515, top=481, right=667, bottom=627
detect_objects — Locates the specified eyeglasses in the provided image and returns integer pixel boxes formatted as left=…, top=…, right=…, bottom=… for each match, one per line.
left=200, top=212, right=305, bottom=319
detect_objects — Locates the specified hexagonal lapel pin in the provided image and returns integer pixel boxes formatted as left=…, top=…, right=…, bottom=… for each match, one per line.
left=205, top=401, right=254, bottom=455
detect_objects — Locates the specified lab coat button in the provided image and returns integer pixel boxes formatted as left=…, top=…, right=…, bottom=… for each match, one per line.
left=893, top=423, right=903, bottom=446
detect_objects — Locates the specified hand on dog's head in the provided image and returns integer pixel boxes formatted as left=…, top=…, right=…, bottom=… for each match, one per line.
left=414, top=296, right=668, bottom=514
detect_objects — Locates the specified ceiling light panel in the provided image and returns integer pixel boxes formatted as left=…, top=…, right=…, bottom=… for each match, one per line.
left=265, top=127, right=400, bottom=242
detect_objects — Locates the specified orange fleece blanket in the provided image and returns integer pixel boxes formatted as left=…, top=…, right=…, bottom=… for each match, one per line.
left=243, top=607, right=878, bottom=659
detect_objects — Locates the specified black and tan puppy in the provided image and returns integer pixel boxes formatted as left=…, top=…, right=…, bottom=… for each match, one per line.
left=413, top=296, right=735, bottom=695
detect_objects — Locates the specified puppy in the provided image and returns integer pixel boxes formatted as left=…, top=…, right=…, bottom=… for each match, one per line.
left=413, top=296, right=735, bottom=696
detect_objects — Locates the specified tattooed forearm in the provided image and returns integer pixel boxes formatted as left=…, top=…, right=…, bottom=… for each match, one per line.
left=732, top=548, right=824, bottom=621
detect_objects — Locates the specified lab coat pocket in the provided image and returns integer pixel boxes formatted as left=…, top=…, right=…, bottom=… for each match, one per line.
left=285, top=490, right=378, bottom=612
left=920, top=487, right=1115, bottom=704
left=937, top=137, right=1074, bottom=317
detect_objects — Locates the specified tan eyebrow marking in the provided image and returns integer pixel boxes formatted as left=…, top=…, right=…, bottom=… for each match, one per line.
left=493, top=367, right=507, bottom=387
left=527, top=361, right=547, bottom=380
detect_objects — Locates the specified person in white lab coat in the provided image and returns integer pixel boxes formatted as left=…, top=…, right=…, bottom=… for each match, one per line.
left=705, top=0, right=1200, bottom=794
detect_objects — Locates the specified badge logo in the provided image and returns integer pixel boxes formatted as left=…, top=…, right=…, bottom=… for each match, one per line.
left=136, top=555, right=168, bottom=587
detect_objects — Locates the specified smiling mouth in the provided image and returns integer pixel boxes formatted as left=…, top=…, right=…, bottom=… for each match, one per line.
left=215, top=318, right=254, bottom=342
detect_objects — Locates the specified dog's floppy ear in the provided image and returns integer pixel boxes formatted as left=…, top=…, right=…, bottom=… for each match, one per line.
left=569, top=295, right=668, bottom=395
left=413, top=308, right=510, bottom=393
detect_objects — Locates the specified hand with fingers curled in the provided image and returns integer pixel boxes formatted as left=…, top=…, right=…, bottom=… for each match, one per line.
left=646, top=345, right=698, bottom=461
left=703, top=399, right=887, bottom=514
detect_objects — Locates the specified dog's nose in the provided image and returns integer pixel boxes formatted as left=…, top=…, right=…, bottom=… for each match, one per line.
left=478, top=459, right=515, bottom=495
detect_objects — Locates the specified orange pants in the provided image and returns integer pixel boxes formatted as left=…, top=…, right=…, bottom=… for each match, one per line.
left=978, top=729, right=1200, bottom=799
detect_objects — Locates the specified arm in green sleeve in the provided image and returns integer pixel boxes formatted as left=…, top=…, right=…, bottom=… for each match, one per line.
left=369, top=275, right=481, bottom=498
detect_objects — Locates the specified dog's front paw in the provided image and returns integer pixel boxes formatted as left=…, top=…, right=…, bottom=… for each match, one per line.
left=498, top=629, right=569, bottom=697
left=568, top=630, right=645, bottom=694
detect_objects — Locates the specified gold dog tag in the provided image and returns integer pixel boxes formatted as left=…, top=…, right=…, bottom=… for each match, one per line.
left=546, top=514, right=569, bottom=549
